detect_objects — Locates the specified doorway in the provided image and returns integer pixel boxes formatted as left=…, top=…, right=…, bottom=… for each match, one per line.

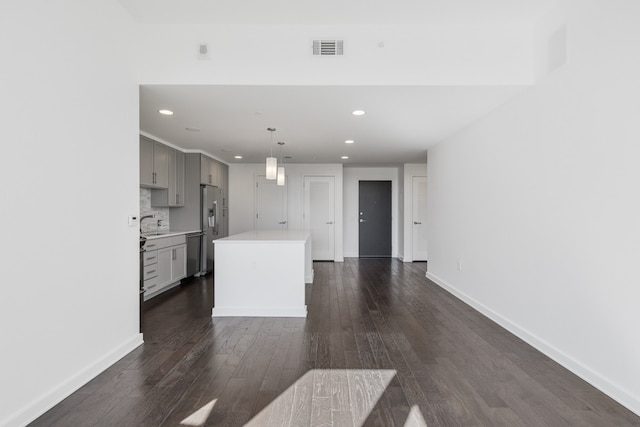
left=359, top=180, right=392, bottom=258
left=304, top=176, right=335, bottom=261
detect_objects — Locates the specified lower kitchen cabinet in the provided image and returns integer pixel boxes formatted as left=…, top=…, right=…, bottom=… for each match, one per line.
left=143, top=235, right=187, bottom=300
left=172, top=244, right=187, bottom=280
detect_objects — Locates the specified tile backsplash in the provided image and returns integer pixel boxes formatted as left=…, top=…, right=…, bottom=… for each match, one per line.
left=139, top=188, right=170, bottom=233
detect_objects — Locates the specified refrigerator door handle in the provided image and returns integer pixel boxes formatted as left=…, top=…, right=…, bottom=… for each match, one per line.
left=212, top=201, right=219, bottom=234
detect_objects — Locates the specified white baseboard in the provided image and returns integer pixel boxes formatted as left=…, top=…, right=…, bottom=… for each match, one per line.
left=212, top=306, right=307, bottom=317
left=4, top=333, right=144, bottom=427
left=425, top=272, right=640, bottom=417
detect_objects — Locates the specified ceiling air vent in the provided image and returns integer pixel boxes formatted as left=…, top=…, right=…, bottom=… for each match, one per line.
left=312, top=40, right=344, bottom=56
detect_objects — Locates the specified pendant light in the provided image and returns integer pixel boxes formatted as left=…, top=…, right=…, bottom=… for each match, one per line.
left=277, top=142, right=285, bottom=186
left=265, top=128, right=277, bottom=180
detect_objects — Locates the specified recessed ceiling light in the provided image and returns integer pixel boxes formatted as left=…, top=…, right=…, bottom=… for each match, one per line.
left=234, top=155, right=243, bottom=159
left=158, top=109, right=174, bottom=116
left=341, top=156, right=349, bottom=160
left=345, top=139, right=354, bottom=144
left=352, top=110, right=365, bottom=116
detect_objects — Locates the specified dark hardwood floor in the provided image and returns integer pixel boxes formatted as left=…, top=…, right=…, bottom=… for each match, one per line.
left=31, top=259, right=640, bottom=426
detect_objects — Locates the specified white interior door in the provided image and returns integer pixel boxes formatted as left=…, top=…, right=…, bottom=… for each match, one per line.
left=304, top=176, right=335, bottom=261
left=412, top=176, right=428, bottom=261
left=255, top=176, right=288, bottom=230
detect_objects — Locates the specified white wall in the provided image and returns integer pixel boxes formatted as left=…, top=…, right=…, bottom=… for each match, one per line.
left=426, top=0, right=640, bottom=415
left=134, top=23, right=533, bottom=85
left=0, top=2, right=141, bottom=426
left=229, top=163, right=344, bottom=261
left=343, top=167, right=399, bottom=258
left=402, top=164, right=429, bottom=262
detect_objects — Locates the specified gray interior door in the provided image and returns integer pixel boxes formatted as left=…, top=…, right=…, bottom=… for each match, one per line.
left=359, top=180, right=392, bottom=258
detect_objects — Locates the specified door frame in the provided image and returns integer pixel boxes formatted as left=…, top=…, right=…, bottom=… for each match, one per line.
left=344, top=168, right=398, bottom=258
left=358, top=180, right=393, bottom=258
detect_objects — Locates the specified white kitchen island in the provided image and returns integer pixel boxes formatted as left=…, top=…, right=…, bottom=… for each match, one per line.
left=211, top=230, right=313, bottom=317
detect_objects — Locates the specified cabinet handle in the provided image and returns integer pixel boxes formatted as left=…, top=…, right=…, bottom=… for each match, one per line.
left=146, top=256, right=156, bottom=261
left=326, top=221, right=333, bottom=224
left=176, top=194, right=179, bottom=204
left=172, top=248, right=176, bottom=260
left=147, top=270, right=156, bottom=275
left=146, top=244, right=156, bottom=249
left=414, top=221, right=422, bottom=225
left=148, top=284, right=157, bottom=290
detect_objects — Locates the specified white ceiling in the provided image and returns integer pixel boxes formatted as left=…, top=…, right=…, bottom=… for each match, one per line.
left=130, top=0, right=559, bottom=165
left=119, top=0, right=558, bottom=25
left=140, top=85, right=526, bottom=164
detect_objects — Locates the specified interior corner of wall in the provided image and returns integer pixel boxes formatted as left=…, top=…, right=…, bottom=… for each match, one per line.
left=532, top=4, right=569, bottom=82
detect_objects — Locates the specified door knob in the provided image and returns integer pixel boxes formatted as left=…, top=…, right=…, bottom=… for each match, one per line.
left=360, top=219, right=366, bottom=223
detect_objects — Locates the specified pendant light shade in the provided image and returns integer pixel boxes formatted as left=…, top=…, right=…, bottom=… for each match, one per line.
left=266, top=156, right=278, bottom=180
left=277, top=166, right=285, bottom=186
left=265, top=127, right=277, bottom=180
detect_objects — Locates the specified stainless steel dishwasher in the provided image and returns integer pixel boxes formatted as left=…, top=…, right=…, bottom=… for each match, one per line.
left=186, top=232, right=204, bottom=277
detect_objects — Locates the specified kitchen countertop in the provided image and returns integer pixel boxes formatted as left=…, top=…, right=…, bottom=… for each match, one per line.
left=141, top=230, right=201, bottom=240
left=213, top=229, right=310, bottom=243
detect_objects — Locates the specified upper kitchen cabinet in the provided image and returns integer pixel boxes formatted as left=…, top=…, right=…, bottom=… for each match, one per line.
left=140, top=136, right=169, bottom=189
left=151, top=148, right=185, bottom=207
left=200, top=155, right=223, bottom=187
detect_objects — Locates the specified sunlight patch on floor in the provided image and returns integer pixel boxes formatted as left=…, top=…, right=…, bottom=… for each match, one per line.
left=180, top=399, right=217, bottom=426
left=248, top=369, right=397, bottom=426
left=404, top=405, right=428, bottom=427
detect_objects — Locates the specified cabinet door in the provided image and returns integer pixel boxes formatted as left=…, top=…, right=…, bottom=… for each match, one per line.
left=211, top=160, right=221, bottom=187
left=167, top=148, right=177, bottom=205
left=175, top=151, right=185, bottom=206
left=200, top=155, right=212, bottom=185
left=156, top=247, right=172, bottom=288
left=153, top=142, right=169, bottom=188
left=140, top=137, right=154, bottom=186
left=171, top=244, right=187, bottom=281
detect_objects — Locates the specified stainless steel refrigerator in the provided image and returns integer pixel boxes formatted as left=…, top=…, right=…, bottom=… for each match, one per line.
left=201, top=184, right=222, bottom=273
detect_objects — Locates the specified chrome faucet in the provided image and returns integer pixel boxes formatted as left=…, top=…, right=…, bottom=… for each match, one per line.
left=139, top=214, right=155, bottom=233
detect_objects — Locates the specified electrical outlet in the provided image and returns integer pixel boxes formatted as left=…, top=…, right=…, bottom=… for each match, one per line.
left=128, top=216, right=138, bottom=227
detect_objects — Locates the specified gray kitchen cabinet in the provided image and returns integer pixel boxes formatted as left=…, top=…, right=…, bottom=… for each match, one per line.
left=142, top=249, right=159, bottom=297
left=156, top=247, right=173, bottom=288
left=143, top=234, right=187, bottom=300
left=140, top=136, right=169, bottom=189
left=171, top=153, right=230, bottom=237
left=151, top=148, right=185, bottom=207
left=171, top=244, right=187, bottom=280
left=200, top=155, right=222, bottom=187
left=175, top=150, right=185, bottom=205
